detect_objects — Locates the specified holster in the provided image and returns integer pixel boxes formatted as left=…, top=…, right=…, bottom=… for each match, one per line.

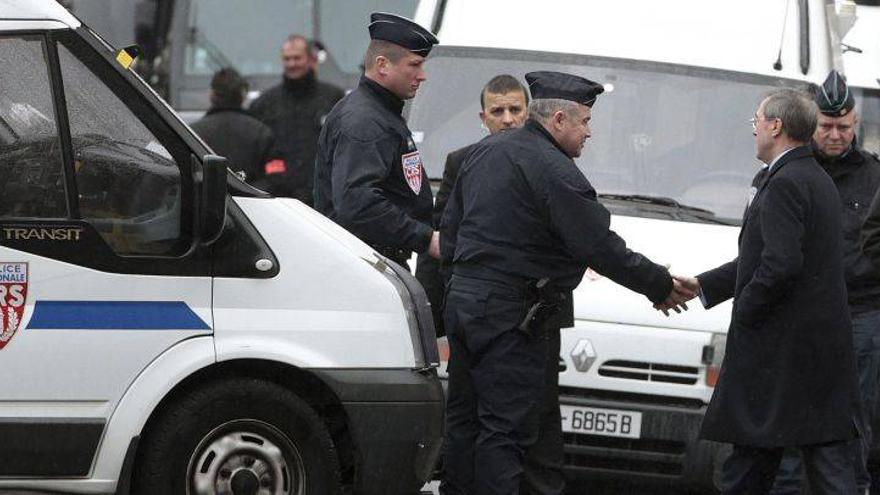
left=518, top=278, right=566, bottom=336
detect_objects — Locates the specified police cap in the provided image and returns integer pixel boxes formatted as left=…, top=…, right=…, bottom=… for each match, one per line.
left=369, top=12, right=438, bottom=56
left=525, top=71, right=604, bottom=107
left=814, top=70, right=855, bottom=117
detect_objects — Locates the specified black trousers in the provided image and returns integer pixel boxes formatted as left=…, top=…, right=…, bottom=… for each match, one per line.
left=440, top=274, right=564, bottom=495
left=722, top=442, right=857, bottom=495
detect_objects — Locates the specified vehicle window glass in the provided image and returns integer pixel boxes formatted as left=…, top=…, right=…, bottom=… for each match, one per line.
left=184, top=0, right=313, bottom=77
left=408, top=48, right=801, bottom=225
left=855, top=89, right=880, bottom=154
left=319, top=0, right=418, bottom=76
left=0, top=36, right=68, bottom=219
left=57, top=43, right=184, bottom=255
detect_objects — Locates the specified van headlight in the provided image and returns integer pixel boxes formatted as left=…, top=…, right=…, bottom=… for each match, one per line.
left=377, top=257, right=440, bottom=370
left=702, top=333, right=727, bottom=388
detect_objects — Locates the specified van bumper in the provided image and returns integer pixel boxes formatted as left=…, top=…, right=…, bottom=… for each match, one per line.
left=313, top=368, right=445, bottom=495
left=559, top=387, right=723, bottom=492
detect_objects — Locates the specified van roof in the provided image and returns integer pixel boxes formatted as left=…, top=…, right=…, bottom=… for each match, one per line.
left=0, top=0, right=80, bottom=28
left=435, top=0, right=838, bottom=82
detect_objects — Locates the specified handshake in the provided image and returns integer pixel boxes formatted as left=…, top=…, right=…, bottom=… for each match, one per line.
left=655, top=275, right=701, bottom=317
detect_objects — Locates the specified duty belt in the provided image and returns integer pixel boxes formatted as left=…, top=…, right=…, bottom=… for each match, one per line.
left=452, top=264, right=565, bottom=335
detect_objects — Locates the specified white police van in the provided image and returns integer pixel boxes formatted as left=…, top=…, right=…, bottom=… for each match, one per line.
left=0, top=2, right=443, bottom=494
left=409, top=0, right=870, bottom=491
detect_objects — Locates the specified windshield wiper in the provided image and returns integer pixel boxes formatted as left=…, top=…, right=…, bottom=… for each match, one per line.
left=598, top=193, right=738, bottom=225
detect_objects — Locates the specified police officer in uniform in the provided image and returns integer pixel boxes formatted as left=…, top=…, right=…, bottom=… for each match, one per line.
left=439, top=71, right=692, bottom=495
left=313, top=13, right=440, bottom=266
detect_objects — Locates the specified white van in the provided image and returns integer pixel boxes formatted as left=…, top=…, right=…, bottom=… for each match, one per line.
left=843, top=1, right=880, bottom=152
left=0, top=2, right=443, bottom=494
left=409, top=0, right=868, bottom=491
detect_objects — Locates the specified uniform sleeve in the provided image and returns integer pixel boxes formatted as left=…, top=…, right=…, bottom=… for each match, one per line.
left=736, top=175, right=806, bottom=325
left=331, top=131, right=433, bottom=253
left=540, top=159, right=672, bottom=303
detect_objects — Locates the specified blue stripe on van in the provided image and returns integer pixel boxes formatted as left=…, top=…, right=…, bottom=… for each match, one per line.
left=26, top=301, right=210, bottom=330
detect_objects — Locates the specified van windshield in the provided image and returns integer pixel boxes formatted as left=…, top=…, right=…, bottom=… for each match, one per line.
left=408, top=47, right=814, bottom=225
left=854, top=88, right=880, bottom=153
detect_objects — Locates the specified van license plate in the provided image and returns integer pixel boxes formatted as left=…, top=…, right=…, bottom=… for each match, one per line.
left=559, top=405, right=642, bottom=439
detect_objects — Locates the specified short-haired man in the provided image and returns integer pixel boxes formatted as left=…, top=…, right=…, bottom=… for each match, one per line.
left=250, top=34, right=344, bottom=204
left=440, top=71, right=691, bottom=495
left=313, top=13, right=440, bottom=266
left=416, top=74, right=529, bottom=335
left=675, top=89, right=859, bottom=493
left=771, top=71, right=880, bottom=495
left=191, top=68, right=278, bottom=187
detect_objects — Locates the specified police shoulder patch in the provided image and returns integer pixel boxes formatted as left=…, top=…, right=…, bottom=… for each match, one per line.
left=401, top=151, right=423, bottom=194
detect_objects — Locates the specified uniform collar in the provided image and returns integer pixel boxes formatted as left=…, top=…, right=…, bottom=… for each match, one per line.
left=812, top=139, right=866, bottom=169
left=360, top=75, right=404, bottom=115
left=524, top=118, right=569, bottom=157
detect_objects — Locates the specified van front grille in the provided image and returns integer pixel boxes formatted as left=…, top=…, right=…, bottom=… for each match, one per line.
left=597, top=360, right=699, bottom=385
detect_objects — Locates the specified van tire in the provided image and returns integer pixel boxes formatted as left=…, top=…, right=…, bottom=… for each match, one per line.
left=131, top=377, right=341, bottom=495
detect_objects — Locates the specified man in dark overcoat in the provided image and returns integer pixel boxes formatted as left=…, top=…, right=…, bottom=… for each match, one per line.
left=772, top=70, right=880, bottom=495
left=675, top=88, right=859, bottom=493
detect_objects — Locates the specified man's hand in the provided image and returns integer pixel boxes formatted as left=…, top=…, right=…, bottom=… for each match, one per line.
left=673, top=275, right=700, bottom=294
left=428, top=231, right=441, bottom=259
left=654, top=275, right=700, bottom=316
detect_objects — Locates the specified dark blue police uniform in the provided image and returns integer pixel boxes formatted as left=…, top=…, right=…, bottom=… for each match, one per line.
left=313, top=13, right=437, bottom=266
left=439, top=72, right=674, bottom=495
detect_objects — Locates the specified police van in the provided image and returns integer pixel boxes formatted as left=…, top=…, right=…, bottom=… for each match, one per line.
left=408, top=0, right=873, bottom=491
left=0, top=2, right=442, bottom=494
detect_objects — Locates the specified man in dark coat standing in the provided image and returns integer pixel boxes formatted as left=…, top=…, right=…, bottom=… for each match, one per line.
left=191, top=68, right=278, bottom=188
left=440, top=71, right=693, bottom=495
left=675, top=88, right=859, bottom=494
left=313, top=13, right=440, bottom=266
left=772, top=71, right=880, bottom=495
left=250, top=35, right=344, bottom=204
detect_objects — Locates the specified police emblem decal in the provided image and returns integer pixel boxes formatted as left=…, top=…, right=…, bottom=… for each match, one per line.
left=402, top=151, right=423, bottom=194
left=0, top=262, right=27, bottom=350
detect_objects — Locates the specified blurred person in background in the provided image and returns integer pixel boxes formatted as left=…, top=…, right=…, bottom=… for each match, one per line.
left=250, top=35, right=344, bottom=204
left=191, top=68, right=278, bottom=188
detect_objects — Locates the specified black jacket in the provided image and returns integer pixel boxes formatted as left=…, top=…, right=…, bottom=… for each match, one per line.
left=698, top=146, right=857, bottom=447
left=414, top=143, right=476, bottom=337
left=250, top=71, right=344, bottom=204
left=815, top=143, right=880, bottom=313
left=441, top=119, right=671, bottom=301
left=432, top=143, right=475, bottom=227
left=313, top=76, right=434, bottom=255
left=190, top=108, right=276, bottom=186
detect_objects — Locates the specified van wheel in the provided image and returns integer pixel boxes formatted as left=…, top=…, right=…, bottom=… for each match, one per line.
left=132, top=378, right=341, bottom=495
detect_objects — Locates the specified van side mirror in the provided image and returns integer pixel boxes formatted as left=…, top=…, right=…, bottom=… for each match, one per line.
left=196, top=154, right=228, bottom=244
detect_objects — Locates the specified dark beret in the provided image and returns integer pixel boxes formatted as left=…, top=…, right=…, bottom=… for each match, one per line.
left=525, top=71, right=605, bottom=107
left=369, top=12, right=438, bottom=56
left=815, top=70, right=855, bottom=117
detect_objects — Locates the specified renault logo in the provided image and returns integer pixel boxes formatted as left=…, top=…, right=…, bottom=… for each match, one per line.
left=571, top=339, right=597, bottom=372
